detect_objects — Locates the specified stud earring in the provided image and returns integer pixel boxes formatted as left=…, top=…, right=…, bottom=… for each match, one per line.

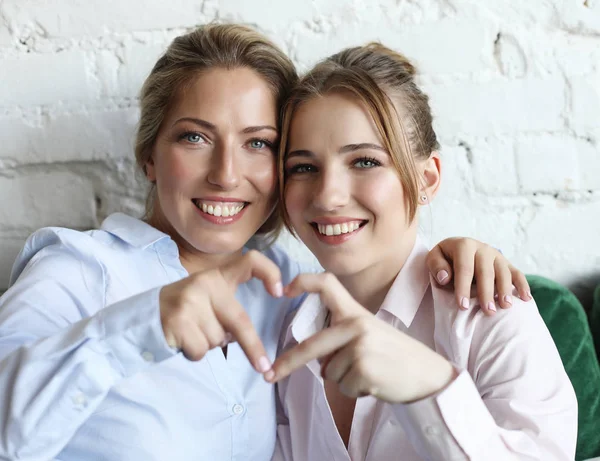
left=419, top=194, right=428, bottom=204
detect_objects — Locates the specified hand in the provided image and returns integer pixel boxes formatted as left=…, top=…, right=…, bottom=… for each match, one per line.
left=267, top=273, right=456, bottom=403
left=426, top=237, right=532, bottom=316
left=159, top=250, right=282, bottom=374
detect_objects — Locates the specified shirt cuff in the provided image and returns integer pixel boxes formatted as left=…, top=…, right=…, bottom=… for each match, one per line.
left=392, top=369, right=497, bottom=460
left=98, top=286, right=177, bottom=376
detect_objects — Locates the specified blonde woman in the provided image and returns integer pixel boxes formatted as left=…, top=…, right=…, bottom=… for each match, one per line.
left=270, top=44, right=577, bottom=460
left=0, top=25, right=528, bottom=461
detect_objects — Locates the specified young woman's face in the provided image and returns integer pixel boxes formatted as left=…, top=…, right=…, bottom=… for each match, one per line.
left=147, top=67, right=278, bottom=256
left=284, top=92, right=418, bottom=277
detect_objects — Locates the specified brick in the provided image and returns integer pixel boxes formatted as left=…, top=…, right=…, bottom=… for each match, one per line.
left=0, top=51, right=95, bottom=107
left=425, top=77, right=565, bottom=137
left=218, top=0, right=314, bottom=29
left=293, top=19, right=494, bottom=75
left=2, top=0, right=209, bottom=38
left=0, top=16, right=12, bottom=47
left=468, top=138, right=519, bottom=195
left=0, top=172, right=96, bottom=230
left=0, top=109, right=138, bottom=164
left=0, top=237, right=26, bottom=291
left=516, top=135, right=583, bottom=193
left=520, top=200, right=600, bottom=285
left=559, top=0, right=600, bottom=35
left=570, top=74, right=600, bottom=135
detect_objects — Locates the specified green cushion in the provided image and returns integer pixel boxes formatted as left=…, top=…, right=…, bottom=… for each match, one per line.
left=527, top=275, right=600, bottom=460
left=591, top=284, right=600, bottom=360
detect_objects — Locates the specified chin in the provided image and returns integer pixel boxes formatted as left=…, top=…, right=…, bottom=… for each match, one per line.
left=314, top=253, right=366, bottom=278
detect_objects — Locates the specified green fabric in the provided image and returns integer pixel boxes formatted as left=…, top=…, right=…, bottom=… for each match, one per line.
left=591, top=284, right=600, bottom=361
left=527, top=275, right=600, bottom=460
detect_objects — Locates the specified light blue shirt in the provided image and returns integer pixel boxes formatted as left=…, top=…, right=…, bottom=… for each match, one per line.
left=0, top=213, right=309, bottom=461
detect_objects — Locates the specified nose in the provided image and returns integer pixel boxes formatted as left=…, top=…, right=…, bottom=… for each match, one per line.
left=312, top=167, right=349, bottom=212
left=207, top=141, right=241, bottom=190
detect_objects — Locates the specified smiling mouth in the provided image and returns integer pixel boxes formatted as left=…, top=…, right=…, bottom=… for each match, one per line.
left=310, top=220, right=368, bottom=236
left=192, top=199, right=248, bottom=217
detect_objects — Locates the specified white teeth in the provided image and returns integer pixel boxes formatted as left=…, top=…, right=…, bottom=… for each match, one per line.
left=316, top=221, right=362, bottom=236
left=195, top=201, right=245, bottom=217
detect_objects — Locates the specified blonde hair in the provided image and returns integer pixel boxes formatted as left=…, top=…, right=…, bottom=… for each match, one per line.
left=135, top=23, right=297, bottom=234
left=278, top=43, right=439, bottom=233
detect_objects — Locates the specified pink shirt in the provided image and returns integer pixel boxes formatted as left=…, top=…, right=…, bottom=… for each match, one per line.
left=273, top=240, right=577, bottom=460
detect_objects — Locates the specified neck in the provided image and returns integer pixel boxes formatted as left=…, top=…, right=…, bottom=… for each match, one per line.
left=336, top=232, right=418, bottom=314
left=147, top=211, right=244, bottom=275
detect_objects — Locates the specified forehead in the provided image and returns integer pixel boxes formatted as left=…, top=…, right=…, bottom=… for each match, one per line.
left=288, top=92, right=382, bottom=149
left=167, top=67, right=278, bottom=126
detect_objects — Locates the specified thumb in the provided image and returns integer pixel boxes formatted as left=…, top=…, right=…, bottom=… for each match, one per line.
left=221, top=250, right=283, bottom=298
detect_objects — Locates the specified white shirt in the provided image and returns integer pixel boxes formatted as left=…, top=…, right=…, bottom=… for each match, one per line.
left=274, top=239, right=577, bottom=460
left=0, top=213, right=312, bottom=461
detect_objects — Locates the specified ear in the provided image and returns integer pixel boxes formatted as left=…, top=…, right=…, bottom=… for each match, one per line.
left=146, top=155, right=157, bottom=183
left=419, top=151, right=441, bottom=203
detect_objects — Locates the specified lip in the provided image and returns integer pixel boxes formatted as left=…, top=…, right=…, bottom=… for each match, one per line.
left=195, top=196, right=248, bottom=203
left=310, top=219, right=367, bottom=246
left=311, top=216, right=367, bottom=225
left=192, top=200, right=248, bottom=225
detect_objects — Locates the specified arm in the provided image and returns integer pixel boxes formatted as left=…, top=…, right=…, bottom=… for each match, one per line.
left=0, top=248, right=176, bottom=460
left=392, top=289, right=577, bottom=460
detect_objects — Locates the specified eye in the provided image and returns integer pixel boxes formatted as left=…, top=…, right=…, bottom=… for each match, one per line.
left=247, top=138, right=273, bottom=150
left=179, top=131, right=206, bottom=144
left=354, top=157, right=381, bottom=169
left=286, top=163, right=317, bottom=175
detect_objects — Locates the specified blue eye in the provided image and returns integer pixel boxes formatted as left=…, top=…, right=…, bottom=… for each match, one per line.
left=180, top=132, right=205, bottom=144
left=354, top=157, right=380, bottom=168
left=248, top=138, right=273, bottom=150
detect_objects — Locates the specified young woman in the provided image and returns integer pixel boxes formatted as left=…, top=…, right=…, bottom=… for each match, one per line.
left=0, top=25, right=528, bottom=461
left=269, top=44, right=577, bottom=460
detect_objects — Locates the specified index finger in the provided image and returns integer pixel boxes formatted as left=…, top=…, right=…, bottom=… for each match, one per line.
left=221, top=250, right=283, bottom=298
left=212, top=288, right=272, bottom=374
left=285, top=273, right=365, bottom=321
left=268, top=320, right=360, bottom=382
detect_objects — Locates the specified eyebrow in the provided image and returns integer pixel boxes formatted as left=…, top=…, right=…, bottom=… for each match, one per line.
left=287, top=142, right=387, bottom=159
left=172, top=117, right=277, bottom=134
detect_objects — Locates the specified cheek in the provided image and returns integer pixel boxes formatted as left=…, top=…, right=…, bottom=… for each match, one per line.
left=361, top=173, right=407, bottom=217
left=156, top=149, right=198, bottom=187
left=249, top=156, right=277, bottom=197
left=284, top=182, right=309, bottom=225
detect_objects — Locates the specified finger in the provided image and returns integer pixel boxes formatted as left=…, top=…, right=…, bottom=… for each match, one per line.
left=450, top=242, right=476, bottom=311
left=494, top=257, right=514, bottom=309
left=322, top=343, right=358, bottom=383
left=269, top=319, right=362, bottom=382
left=338, top=366, right=370, bottom=399
left=510, top=265, right=532, bottom=301
left=221, top=250, right=283, bottom=298
left=284, top=273, right=363, bottom=320
left=425, top=244, right=452, bottom=286
left=198, top=309, right=228, bottom=348
left=474, top=250, right=497, bottom=316
left=213, top=292, right=272, bottom=374
left=180, top=324, right=210, bottom=362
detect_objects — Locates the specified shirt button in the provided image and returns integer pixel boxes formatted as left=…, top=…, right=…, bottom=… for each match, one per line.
left=425, top=425, right=440, bottom=436
left=72, top=393, right=87, bottom=407
left=141, top=351, right=155, bottom=362
left=232, top=404, right=244, bottom=415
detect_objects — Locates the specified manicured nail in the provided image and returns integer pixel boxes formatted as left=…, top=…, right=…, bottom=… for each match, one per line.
left=460, top=297, right=469, bottom=310
left=487, top=301, right=497, bottom=312
left=264, top=369, right=275, bottom=382
left=527, top=291, right=532, bottom=300
left=436, top=270, right=449, bottom=284
left=273, top=282, right=283, bottom=298
left=503, top=295, right=513, bottom=306
left=257, top=356, right=272, bottom=373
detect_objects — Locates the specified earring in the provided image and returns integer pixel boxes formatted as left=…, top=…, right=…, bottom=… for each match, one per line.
left=419, top=194, right=428, bottom=204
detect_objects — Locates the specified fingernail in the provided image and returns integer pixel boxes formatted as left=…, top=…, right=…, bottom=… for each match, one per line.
left=503, top=295, right=513, bottom=306
left=257, top=356, right=272, bottom=373
left=436, top=270, right=449, bottom=283
left=264, top=369, right=275, bottom=382
left=460, top=297, right=469, bottom=310
left=527, top=291, right=532, bottom=300
left=487, top=301, right=497, bottom=312
left=273, top=282, right=283, bottom=298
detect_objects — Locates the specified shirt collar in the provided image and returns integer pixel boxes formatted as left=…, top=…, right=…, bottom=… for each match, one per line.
left=101, top=213, right=171, bottom=249
left=288, top=237, right=432, bottom=344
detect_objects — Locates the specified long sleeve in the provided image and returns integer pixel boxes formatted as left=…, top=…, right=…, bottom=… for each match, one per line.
left=392, top=291, right=578, bottom=460
left=0, top=245, right=176, bottom=460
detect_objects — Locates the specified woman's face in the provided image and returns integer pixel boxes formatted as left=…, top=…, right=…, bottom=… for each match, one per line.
left=283, top=92, right=420, bottom=277
left=147, top=67, right=278, bottom=257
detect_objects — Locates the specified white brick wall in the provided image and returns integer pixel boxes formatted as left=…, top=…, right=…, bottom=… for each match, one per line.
left=0, top=0, right=599, bottom=304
